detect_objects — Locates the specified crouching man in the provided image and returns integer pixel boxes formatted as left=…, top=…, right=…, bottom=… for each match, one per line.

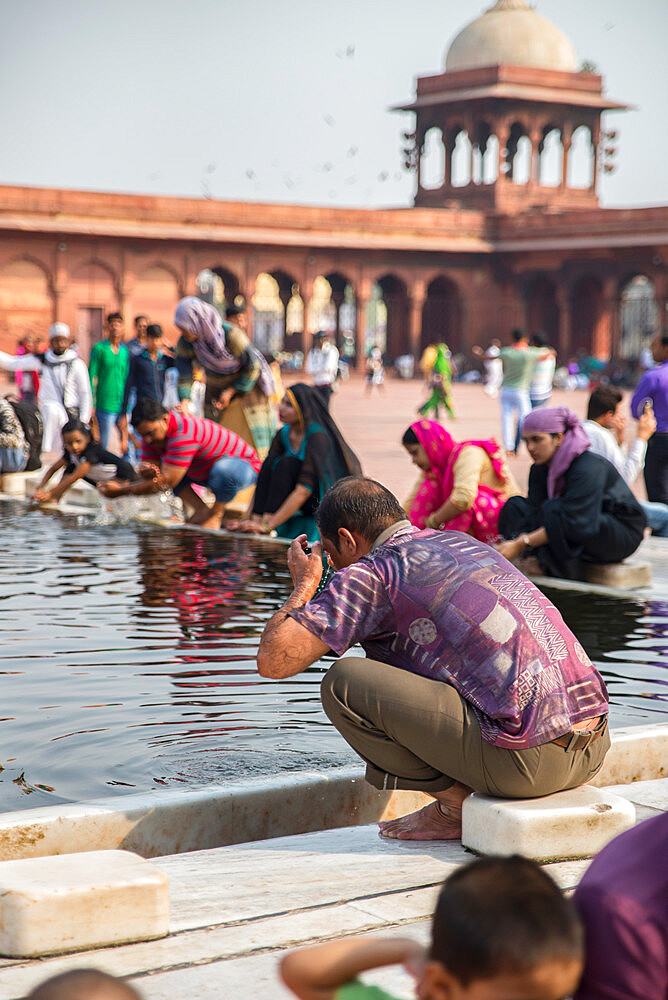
left=257, top=477, right=610, bottom=841
left=99, top=399, right=261, bottom=528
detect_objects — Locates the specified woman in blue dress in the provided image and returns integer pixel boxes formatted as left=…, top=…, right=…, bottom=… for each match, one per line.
left=232, top=383, right=361, bottom=542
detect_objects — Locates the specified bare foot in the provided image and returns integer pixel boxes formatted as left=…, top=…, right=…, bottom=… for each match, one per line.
left=378, top=800, right=462, bottom=841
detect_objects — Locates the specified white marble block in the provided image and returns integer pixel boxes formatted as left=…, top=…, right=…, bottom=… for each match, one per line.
left=585, top=559, right=652, bottom=589
left=461, top=785, right=636, bottom=862
left=0, top=849, right=169, bottom=958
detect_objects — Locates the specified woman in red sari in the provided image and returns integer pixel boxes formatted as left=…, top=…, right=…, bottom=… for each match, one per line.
left=403, top=419, right=520, bottom=543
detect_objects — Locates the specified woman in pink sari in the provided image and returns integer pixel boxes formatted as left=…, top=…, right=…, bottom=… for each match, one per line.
left=403, top=419, right=520, bottom=543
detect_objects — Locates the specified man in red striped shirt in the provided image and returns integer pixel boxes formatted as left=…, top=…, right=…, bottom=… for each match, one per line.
left=98, top=399, right=261, bottom=528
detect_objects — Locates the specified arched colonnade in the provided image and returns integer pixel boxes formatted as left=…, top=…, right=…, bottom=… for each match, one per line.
left=0, top=245, right=664, bottom=364
left=418, top=115, right=598, bottom=195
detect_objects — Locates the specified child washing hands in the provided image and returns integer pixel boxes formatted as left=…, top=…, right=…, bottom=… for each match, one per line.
left=31, top=418, right=136, bottom=505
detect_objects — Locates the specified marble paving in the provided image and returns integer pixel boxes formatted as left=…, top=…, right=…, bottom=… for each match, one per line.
left=0, top=778, right=664, bottom=1000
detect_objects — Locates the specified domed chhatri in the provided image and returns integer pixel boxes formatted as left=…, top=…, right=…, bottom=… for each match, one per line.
left=445, top=0, right=577, bottom=74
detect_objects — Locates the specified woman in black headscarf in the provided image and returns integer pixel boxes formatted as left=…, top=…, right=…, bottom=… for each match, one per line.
left=232, top=383, right=361, bottom=541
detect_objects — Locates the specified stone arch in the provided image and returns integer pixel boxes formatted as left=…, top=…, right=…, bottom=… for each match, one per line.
left=252, top=268, right=301, bottom=355
left=568, top=125, right=594, bottom=189
left=571, top=275, right=604, bottom=356
left=0, top=256, right=54, bottom=352
left=525, top=275, right=560, bottom=346
left=308, top=275, right=337, bottom=336
left=324, top=270, right=357, bottom=361
left=506, top=121, right=531, bottom=183
left=619, top=274, right=658, bottom=360
left=538, top=126, right=562, bottom=187
left=451, top=129, right=472, bottom=187
left=482, top=135, right=500, bottom=184
left=251, top=272, right=284, bottom=356
left=210, top=266, right=241, bottom=305
left=421, top=127, right=445, bottom=189
left=132, top=263, right=181, bottom=337
left=373, top=274, right=409, bottom=361
left=66, top=259, right=120, bottom=358
left=421, top=275, right=463, bottom=354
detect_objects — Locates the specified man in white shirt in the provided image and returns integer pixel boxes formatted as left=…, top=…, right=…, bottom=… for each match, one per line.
left=0, top=323, right=92, bottom=454
left=583, top=385, right=668, bottom=537
left=305, top=331, right=339, bottom=409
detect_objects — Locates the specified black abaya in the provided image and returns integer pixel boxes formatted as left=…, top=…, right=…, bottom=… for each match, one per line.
left=499, top=451, right=646, bottom=580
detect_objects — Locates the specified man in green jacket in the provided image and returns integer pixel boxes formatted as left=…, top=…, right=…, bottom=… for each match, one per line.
left=89, top=312, right=130, bottom=453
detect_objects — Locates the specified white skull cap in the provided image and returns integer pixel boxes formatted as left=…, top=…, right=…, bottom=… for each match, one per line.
left=49, top=322, right=70, bottom=339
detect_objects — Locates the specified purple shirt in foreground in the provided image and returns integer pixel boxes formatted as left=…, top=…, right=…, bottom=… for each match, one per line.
left=574, top=813, right=668, bottom=1000
left=291, top=525, right=608, bottom=749
left=631, top=360, right=668, bottom=432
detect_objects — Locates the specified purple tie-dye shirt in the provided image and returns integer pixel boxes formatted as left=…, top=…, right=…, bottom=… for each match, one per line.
left=291, top=524, right=608, bottom=749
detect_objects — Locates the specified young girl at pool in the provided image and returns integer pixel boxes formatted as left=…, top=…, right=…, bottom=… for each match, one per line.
left=31, top=418, right=136, bottom=505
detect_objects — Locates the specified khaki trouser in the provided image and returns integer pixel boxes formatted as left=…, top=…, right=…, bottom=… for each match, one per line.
left=321, top=657, right=610, bottom=799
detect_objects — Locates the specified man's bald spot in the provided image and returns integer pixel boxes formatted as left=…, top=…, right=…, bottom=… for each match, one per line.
left=26, top=969, right=141, bottom=1000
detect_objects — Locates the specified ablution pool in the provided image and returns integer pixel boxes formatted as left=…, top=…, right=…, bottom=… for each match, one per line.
left=1, top=501, right=666, bottom=812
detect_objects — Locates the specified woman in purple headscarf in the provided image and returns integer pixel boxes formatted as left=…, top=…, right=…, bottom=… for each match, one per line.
left=497, top=406, right=646, bottom=580
left=174, top=297, right=276, bottom=459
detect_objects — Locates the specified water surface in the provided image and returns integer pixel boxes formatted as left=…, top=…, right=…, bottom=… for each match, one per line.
left=0, top=502, right=666, bottom=811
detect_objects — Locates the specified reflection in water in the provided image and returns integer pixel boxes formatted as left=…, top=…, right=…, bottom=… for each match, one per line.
left=0, top=503, right=353, bottom=810
left=0, top=500, right=666, bottom=811
left=543, top=588, right=668, bottom=724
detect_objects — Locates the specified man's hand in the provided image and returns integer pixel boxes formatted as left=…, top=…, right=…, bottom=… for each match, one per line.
left=98, top=480, right=124, bottom=498
left=235, top=517, right=267, bottom=534
left=637, top=407, right=657, bottom=441
left=138, top=463, right=159, bottom=481
left=496, top=538, right=523, bottom=562
left=31, top=488, right=53, bottom=504
left=287, top=535, right=324, bottom=596
left=214, top=387, right=236, bottom=412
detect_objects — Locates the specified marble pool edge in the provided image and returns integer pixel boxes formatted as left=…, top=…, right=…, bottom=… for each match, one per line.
left=0, top=723, right=665, bottom=863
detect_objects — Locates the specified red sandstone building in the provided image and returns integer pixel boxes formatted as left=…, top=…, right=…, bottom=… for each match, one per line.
left=0, top=0, right=666, bottom=366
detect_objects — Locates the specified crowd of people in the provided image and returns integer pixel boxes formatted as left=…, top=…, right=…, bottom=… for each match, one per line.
left=1, top=314, right=667, bottom=569
left=2, top=317, right=667, bottom=998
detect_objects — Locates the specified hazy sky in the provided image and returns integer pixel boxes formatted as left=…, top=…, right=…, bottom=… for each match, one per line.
left=1, top=0, right=666, bottom=210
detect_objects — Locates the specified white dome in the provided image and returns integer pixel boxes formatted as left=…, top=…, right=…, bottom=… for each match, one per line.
left=445, top=0, right=577, bottom=74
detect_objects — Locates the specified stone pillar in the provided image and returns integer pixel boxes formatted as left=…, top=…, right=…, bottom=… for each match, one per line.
left=529, top=129, right=542, bottom=187
left=610, top=294, right=622, bottom=360
left=408, top=280, right=427, bottom=360
left=300, top=280, right=313, bottom=361
left=183, top=254, right=199, bottom=297
left=355, top=288, right=369, bottom=372
left=560, top=125, right=573, bottom=191
left=54, top=243, right=68, bottom=323
left=331, top=289, right=344, bottom=347
left=497, top=124, right=510, bottom=184
left=596, top=277, right=617, bottom=360
left=442, top=126, right=453, bottom=190
left=555, top=285, right=572, bottom=361
left=415, top=131, right=424, bottom=193
left=590, top=120, right=601, bottom=195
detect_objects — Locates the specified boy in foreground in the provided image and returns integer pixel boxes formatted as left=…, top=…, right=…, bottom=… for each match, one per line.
left=281, top=856, right=583, bottom=1000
